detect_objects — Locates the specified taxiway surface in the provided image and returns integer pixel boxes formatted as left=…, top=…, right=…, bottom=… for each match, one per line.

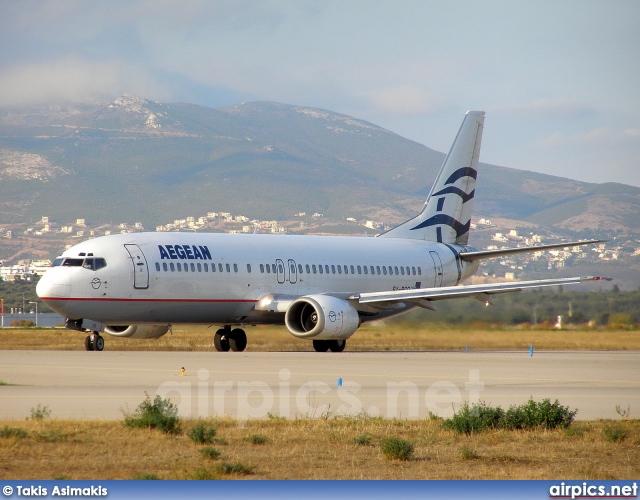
left=0, top=350, right=638, bottom=420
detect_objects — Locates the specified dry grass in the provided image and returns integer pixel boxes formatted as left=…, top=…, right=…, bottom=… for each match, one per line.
left=1, top=323, right=639, bottom=352
left=0, top=417, right=638, bottom=479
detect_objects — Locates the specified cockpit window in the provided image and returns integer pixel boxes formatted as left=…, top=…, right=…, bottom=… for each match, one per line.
left=62, top=258, right=84, bottom=267
left=53, top=258, right=64, bottom=267
left=82, top=258, right=107, bottom=271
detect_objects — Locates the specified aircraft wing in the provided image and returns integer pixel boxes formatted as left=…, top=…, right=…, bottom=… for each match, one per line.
left=348, top=276, right=611, bottom=309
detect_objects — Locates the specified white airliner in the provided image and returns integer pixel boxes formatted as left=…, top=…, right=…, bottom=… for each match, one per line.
left=37, top=111, right=608, bottom=352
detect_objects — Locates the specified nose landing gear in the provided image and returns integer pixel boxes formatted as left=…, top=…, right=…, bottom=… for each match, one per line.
left=84, top=332, right=105, bottom=351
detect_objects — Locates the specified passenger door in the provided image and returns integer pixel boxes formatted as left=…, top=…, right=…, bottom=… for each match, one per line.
left=124, top=244, right=149, bottom=289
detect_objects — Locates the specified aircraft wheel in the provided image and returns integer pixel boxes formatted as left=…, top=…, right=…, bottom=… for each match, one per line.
left=312, top=340, right=330, bottom=352
left=229, top=329, right=247, bottom=352
left=214, top=329, right=230, bottom=352
left=93, top=334, right=105, bottom=352
left=84, top=335, right=94, bottom=351
left=329, top=339, right=346, bottom=352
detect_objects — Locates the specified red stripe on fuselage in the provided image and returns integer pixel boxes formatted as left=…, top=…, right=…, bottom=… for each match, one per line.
left=39, top=297, right=257, bottom=304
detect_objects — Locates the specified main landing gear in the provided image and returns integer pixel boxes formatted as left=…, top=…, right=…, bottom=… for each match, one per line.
left=312, top=339, right=346, bottom=353
left=84, top=332, right=105, bottom=351
left=214, top=326, right=247, bottom=352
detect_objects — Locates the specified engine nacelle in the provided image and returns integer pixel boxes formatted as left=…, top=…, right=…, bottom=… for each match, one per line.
left=103, top=324, right=170, bottom=339
left=284, top=295, right=360, bottom=340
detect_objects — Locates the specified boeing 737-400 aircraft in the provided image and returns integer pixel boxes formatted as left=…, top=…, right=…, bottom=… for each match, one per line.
left=37, top=111, right=608, bottom=352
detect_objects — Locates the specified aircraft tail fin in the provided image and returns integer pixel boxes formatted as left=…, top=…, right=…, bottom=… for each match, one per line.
left=380, top=110, right=484, bottom=245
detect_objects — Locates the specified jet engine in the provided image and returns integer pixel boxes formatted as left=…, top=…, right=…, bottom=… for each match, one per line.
left=103, top=324, right=170, bottom=339
left=284, top=295, right=360, bottom=340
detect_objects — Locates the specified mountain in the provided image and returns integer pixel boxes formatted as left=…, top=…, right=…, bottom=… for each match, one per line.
left=1, top=95, right=639, bottom=237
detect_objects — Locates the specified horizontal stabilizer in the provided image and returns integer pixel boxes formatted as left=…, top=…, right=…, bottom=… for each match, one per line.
left=458, top=239, right=605, bottom=262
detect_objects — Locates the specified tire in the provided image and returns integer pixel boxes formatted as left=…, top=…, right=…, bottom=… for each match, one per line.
left=229, top=329, right=247, bottom=352
left=313, top=340, right=330, bottom=352
left=329, top=339, right=346, bottom=352
left=94, top=335, right=105, bottom=351
left=214, top=330, right=230, bottom=352
left=84, top=335, right=94, bottom=351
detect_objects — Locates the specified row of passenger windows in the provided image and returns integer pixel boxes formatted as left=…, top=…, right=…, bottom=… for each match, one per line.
left=155, top=262, right=238, bottom=273
left=154, top=261, right=422, bottom=276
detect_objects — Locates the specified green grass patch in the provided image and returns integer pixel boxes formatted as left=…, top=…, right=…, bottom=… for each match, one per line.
left=602, top=424, right=627, bottom=443
left=187, top=423, right=216, bottom=444
left=199, top=447, right=221, bottom=460
left=461, top=446, right=479, bottom=460
left=380, top=437, right=414, bottom=461
left=218, top=462, right=254, bottom=475
left=132, top=473, right=159, bottom=480
left=0, top=426, right=28, bottom=438
left=352, top=433, right=373, bottom=446
left=246, top=434, right=267, bottom=445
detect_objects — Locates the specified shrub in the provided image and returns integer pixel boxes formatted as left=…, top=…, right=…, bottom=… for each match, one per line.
left=443, top=402, right=504, bottom=435
left=187, top=423, right=216, bottom=444
left=123, top=393, right=180, bottom=434
left=502, top=398, right=577, bottom=430
left=380, top=437, right=413, bottom=461
left=218, top=462, right=254, bottom=475
left=602, top=425, right=626, bottom=443
left=29, top=404, right=51, bottom=420
left=200, top=447, right=221, bottom=459
left=352, top=433, right=373, bottom=446
left=461, top=446, right=478, bottom=460
left=444, top=399, right=577, bottom=434
left=246, top=434, right=267, bottom=445
left=0, top=426, right=27, bottom=438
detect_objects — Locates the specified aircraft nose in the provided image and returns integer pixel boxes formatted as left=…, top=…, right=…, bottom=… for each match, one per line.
left=36, top=270, right=71, bottom=299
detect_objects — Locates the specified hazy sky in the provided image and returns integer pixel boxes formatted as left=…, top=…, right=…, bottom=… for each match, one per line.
left=1, top=0, right=639, bottom=187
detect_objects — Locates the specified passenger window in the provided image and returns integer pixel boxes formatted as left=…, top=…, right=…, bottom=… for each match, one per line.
left=382, top=266, right=387, bottom=275
left=357, top=265, right=362, bottom=274
left=412, top=266, right=416, bottom=275
left=272, top=264, right=276, bottom=273
left=204, top=263, right=208, bottom=272
left=306, top=264, right=311, bottom=274
left=319, top=265, right=323, bottom=274
left=260, top=264, right=265, bottom=273
left=337, top=265, right=341, bottom=274
left=298, top=264, right=303, bottom=274
left=400, top=267, right=404, bottom=275
left=247, top=264, right=251, bottom=273
left=277, top=263, right=283, bottom=274
left=170, top=263, right=175, bottom=272
left=266, top=264, right=270, bottom=273
left=325, top=265, right=330, bottom=274
left=163, top=263, right=168, bottom=272
left=376, top=266, right=381, bottom=275
left=197, top=263, right=202, bottom=272
left=233, top=264, right=238, bottom=272
left=395, top=266, right=400, bottom=275
left=226, top=263, right=231, bottom=273
left=184, top=264, right=188, bottom=272
left=191, top=263, right=195, bottom=272
left=219, top=264, right=223, bottom=272
left=418, top=267, right=422, bottom=275
left=350, top=265, right=355, bottom=274
left=312, top=264, right=317, bottom=274
left=155, top=262, right=160, bottom=271
left=177, top=263, right=182, bottom=271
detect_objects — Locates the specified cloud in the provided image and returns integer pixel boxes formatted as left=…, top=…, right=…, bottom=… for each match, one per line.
left=366, top=86, right=445, bottom=116
left=500, top=98, right=596, bottom=121
left=0, top=57, right=170, bottom=107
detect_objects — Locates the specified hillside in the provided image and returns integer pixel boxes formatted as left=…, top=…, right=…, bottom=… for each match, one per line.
left=0, top=95, right=639, bottom=237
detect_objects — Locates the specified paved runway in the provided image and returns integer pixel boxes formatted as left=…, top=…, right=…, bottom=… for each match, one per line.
left=0, top=350, right=638, bottom=421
